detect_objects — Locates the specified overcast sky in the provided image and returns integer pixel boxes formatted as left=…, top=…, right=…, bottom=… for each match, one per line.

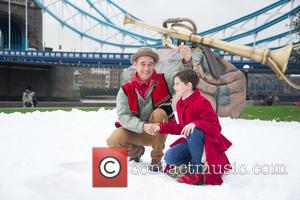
left=114, top=0, right=276, bottom=31
left=42, top=0, right=298, bottom=52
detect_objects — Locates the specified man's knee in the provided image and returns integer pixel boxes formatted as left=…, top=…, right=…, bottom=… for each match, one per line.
left=149, top=108, right=168, bottom=123
left=153, top=108, right=168, bottom=117
left=106, top=128, right=129, bottom=147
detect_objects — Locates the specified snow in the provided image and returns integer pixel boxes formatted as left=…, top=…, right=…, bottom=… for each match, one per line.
left=0, top=108, right=300, bottom=200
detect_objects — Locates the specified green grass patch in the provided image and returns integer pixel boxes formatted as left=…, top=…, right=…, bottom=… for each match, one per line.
left=0, top=107, right=104, bottom=114
left=1, top=106, right=299, bottom=122
left=240, top=105, right=300, bottom=122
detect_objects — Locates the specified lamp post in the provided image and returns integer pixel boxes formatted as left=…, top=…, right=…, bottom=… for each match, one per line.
left=25, top=0, right=28, bottom=50
left=243, top=65, right=250, bottom=100
left=73, top=70, right=83, bottom=90
left=8, top=0, right=11, bottom=50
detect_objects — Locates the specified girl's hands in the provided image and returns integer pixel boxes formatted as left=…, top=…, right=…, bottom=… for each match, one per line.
left=181, top=123, right=196, bottom=136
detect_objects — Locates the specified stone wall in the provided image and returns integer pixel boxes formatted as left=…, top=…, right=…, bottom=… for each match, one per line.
left=0, top=63, right=80, bottom=100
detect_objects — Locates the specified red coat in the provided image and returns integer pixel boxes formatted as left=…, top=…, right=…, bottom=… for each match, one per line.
left=160, top=89, right=232, bottom=185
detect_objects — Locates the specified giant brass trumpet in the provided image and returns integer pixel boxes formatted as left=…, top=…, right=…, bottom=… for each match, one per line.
left=124, top=14, right=300, bottom=89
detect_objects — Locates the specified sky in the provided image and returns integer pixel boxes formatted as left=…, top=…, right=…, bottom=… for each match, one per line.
left=42, top=0, right=298, bottom=52
left=114, top=0, right=276, bottom=31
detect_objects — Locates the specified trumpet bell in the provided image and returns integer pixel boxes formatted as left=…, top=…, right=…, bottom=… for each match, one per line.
left=268, top=44, right=293, bottom=74
left=123, top=14, right=133, bottom=25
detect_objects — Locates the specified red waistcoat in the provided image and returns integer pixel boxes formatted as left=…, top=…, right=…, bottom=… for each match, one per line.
left=122, top=73, right=171, bottom=117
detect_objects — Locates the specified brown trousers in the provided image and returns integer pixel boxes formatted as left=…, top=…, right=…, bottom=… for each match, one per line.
left=106, top=109, right=168, bottom=161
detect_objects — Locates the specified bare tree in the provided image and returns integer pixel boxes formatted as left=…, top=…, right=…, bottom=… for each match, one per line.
left=291, top=12, right=300, bottom=62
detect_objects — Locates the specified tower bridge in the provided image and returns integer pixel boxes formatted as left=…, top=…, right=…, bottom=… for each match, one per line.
left=0, top=0, right=299, bottom=101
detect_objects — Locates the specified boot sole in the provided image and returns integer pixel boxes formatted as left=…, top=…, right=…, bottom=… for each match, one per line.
left=129, top=146, right=145, bottom=162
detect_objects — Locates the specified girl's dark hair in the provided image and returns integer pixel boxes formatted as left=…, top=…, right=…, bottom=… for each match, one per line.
left=173, top=69, right=199, bottom=90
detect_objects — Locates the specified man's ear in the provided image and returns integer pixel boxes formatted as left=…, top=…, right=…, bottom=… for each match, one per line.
left=132, top=60, right=137, bottom=68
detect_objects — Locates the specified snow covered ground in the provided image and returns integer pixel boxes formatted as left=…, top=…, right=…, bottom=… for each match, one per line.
left=0, top=108, right=300, bottom=200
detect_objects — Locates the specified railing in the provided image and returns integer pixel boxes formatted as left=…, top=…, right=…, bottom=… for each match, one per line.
left=0, top=49, right=298, bottom=72
left=0, top=49, right=132, bottom=67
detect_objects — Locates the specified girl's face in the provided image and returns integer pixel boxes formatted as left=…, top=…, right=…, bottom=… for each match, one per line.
left=173, top=77, right=193, bottom=97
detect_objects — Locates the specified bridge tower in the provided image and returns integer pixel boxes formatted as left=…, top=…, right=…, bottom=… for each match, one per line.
left=0, top=1, right=78, bottom=101
left=0, top=0, right=42, bottom=50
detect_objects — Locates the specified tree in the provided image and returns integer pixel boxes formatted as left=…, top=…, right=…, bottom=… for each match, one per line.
left=291, top=12, right=300, bottom=34
left=291, top=12, right=300, bottom=63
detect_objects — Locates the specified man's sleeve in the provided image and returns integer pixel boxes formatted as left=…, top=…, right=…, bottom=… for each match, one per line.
left=116, top=88, right=145, bottom=133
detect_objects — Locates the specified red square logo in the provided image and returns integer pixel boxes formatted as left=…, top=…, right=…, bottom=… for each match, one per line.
left=93, top=147, right=128, bottom=187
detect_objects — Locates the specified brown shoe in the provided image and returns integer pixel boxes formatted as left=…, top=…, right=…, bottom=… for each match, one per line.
left=129, top=146, right=145, bottom=162
left=149, top=159, right=162, bottom=172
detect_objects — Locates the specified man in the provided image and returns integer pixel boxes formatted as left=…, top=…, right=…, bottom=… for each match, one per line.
left=22, top=87, right=35, bottom=107
left=106, top=45, right=192, bottom=171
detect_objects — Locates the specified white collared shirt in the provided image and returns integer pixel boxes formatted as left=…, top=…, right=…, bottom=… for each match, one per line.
left=174, top=111, right=179, bottom=124
left=182, top=92, right=193, bottom=101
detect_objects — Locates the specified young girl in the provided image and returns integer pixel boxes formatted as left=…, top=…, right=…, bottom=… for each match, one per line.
left=152, top=69, right=232, bottom=185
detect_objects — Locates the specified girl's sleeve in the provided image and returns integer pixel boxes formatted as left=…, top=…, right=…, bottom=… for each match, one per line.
left=159, top=119, right=183, bottom=135
left=192, top=100, right=222, bottom=137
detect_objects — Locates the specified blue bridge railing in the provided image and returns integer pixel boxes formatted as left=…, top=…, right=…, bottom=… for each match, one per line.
left=0, top=49, right=298, bottom=73
left=0, top=49, right=132, bottom=67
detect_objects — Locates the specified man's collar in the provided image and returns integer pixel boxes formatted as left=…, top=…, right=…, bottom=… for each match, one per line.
left=131, top=70, right=157, bottom=84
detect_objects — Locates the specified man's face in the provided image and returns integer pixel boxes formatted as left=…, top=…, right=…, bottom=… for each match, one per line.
left=133, top=56, right=155, bottom=81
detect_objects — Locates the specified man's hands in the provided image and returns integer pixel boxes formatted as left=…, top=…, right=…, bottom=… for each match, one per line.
left=179, top=42, right=192, bottom=62
left=143, top=123, right=160, bottom=136
left=143, top=121, right=197, bottom=137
